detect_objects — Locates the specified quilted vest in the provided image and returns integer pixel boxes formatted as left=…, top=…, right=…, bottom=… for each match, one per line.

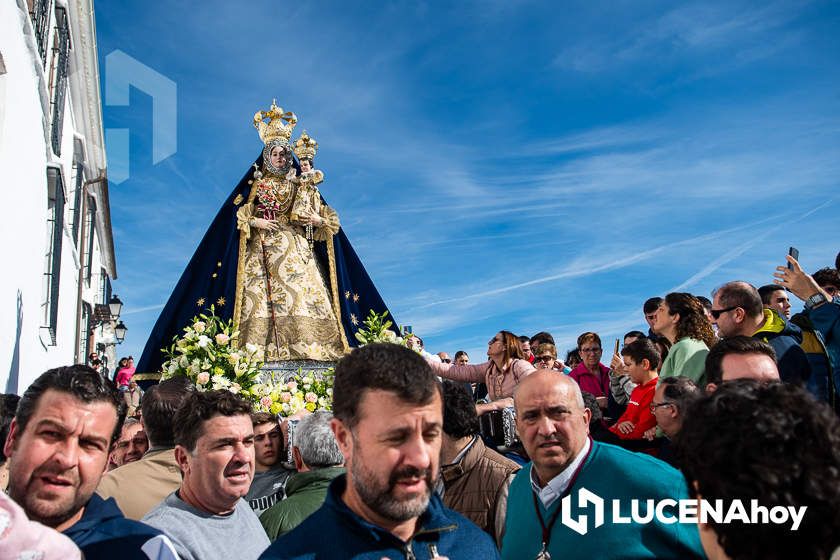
left=440, top=437, right=520, bottom=538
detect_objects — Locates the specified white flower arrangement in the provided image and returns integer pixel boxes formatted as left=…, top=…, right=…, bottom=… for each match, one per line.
left=353, top=310, right=407, bottom=346
left=249, top=369, right=335, bottom=417
left=160, top=306, right=264, bottom=407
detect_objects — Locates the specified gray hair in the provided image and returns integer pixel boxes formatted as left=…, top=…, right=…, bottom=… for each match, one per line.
left=294, top=410, right=343, bottom=468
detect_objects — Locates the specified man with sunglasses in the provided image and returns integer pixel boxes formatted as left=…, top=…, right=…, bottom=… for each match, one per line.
left=711, top=281, right=811, bottom=385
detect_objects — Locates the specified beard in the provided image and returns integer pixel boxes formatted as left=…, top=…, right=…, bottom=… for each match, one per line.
left=349, top=437, right=435, bottom=522
left=9, top=466, right=86, bottom=528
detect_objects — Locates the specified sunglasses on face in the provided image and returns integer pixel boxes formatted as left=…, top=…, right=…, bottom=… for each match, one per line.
left=441, top=359, right=451, bottom=363
left=710, top=306, right=739, bottom=320
left=580, top=347, right=602, bottom=354
left=536, top=355, right=555, bottom=363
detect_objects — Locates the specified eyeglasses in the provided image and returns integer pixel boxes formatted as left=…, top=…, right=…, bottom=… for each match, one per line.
left=824, top=286, right=838, bottom=296
left=580, top=347, right=602, bottom=354
left=710, top=306, right=739, bottom=320
left=441, top=359, right=451, bottom=363
left=650, top=401, right=674, bottom=412
left=536, top=355, right=555, bottom=363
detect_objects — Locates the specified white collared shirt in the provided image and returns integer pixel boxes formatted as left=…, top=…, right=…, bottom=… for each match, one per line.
left=529, top=437, right=591, bottom=509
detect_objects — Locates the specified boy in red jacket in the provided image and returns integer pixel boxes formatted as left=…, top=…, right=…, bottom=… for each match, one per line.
left=609, top=338, right=660, bottom=440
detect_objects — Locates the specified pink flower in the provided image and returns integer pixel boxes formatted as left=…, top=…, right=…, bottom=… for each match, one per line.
left=196, top=372, right=210, bottom=385
left=280, top=392, right=292, bottom=403
left=215, top=333, right=230, bottom=345
left=305, top=392, right=317, bottom=403
left=286, top=381, right=298, bottom=392
left=260, top=396, right=273, bottom=409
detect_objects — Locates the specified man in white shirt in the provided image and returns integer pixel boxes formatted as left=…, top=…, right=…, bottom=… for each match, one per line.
left=500, top=370, right=704, bottom=559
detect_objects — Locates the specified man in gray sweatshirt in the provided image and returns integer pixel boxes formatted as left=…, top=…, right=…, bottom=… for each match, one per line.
left=143, top=390, right=269, bottom=560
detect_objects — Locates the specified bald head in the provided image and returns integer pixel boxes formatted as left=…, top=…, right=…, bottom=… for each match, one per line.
left=514, top=370, right=590, bottom=486
left=515, top=370, right=585, bottom=409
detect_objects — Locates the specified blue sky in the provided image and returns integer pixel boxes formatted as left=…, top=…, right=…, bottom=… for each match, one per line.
left=95, top=0, right=840, bottom=366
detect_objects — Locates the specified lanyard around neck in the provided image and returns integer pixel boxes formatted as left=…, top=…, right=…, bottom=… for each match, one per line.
left=530, top=437, right=593, bottom=555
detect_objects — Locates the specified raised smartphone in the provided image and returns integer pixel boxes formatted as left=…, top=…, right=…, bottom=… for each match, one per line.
left=788, top=247, right=799, bottom=270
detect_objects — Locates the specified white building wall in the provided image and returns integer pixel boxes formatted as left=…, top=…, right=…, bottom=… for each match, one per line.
left=0, top=0, right=117, bottom=395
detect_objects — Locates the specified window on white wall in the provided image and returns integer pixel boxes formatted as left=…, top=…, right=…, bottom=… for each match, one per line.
left=84, top=198, right=96, bottom=286
left=99, top=269, right=112, bottom=305
left=70, top=160, right=84, bottom=246
left=80, top=302, right=92, bottom=363
left=42, top=167, right=66, bottom=345
left=49, top=6, right=70, bottom=157
left=29, top=0, right=52, bottom=67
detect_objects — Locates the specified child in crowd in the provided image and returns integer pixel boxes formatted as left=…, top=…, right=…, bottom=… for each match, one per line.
left=608, top=338, right=660, bottom=440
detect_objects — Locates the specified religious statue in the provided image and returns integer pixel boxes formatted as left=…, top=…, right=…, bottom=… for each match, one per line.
left=135, top=100, right=396, bottom=378
left=288, top=132, right=325, bottom=249
left=233, top=101, right=347, bottom=361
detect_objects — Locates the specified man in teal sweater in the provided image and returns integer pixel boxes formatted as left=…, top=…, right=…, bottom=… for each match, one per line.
left=501, top=371, right=704, bottom=559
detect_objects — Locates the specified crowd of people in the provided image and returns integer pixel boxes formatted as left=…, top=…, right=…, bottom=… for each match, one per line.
left=1, top=254, right=839, bottom=559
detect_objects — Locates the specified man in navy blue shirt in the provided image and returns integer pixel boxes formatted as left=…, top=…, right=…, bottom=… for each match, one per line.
left=3, top=365, right=178, bottom=559
left=260, top=343, right=499, bottom=559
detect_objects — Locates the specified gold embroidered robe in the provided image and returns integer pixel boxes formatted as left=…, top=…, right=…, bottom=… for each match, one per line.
left=234, top=173, right=346, bottom=361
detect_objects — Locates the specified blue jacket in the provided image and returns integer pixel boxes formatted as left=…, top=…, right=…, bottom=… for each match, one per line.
left=259, top=474, right=499, bottom=560
left=63, top=493, right=170, bottom=559
left=753, top=309, right=811, bottom=384
left=790, top=311, right=835, bottom=405
left=806, top=300, right=840, bottom=410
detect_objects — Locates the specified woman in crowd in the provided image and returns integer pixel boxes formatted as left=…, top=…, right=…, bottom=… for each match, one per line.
left=568, top=332, right=610, bottom=410
left=114, top=357, right=135, bottom=389
left=533, top=342, right=557, bottom=370
left=652, top=292, right=717, bottom=386
left=428, top=330, right=535, bottom=415
left=534, top=342, right=570, bottom=372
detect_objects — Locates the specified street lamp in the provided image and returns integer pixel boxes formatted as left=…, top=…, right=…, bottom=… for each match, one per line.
left=108, top=294, right=123, bottom=319
left=114, top=321, right=128, bottom=343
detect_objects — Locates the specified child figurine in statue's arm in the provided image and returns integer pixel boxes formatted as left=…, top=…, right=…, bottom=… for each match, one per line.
left=290, top=131, right=335, bottom=246
left=289, top=157, right=323, bottom=224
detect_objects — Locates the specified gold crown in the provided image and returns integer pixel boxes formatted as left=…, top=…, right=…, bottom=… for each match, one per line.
left=253, top=99, right=297, bottom=144
left=293, top=131, right=318, bottom=161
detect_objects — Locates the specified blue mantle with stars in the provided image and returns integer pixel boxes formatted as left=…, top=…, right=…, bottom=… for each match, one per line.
left=135, top=153, right=395, bottom=378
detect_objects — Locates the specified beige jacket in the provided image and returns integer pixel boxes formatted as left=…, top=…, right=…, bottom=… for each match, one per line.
left=96, top=447, right=182, bottom=520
